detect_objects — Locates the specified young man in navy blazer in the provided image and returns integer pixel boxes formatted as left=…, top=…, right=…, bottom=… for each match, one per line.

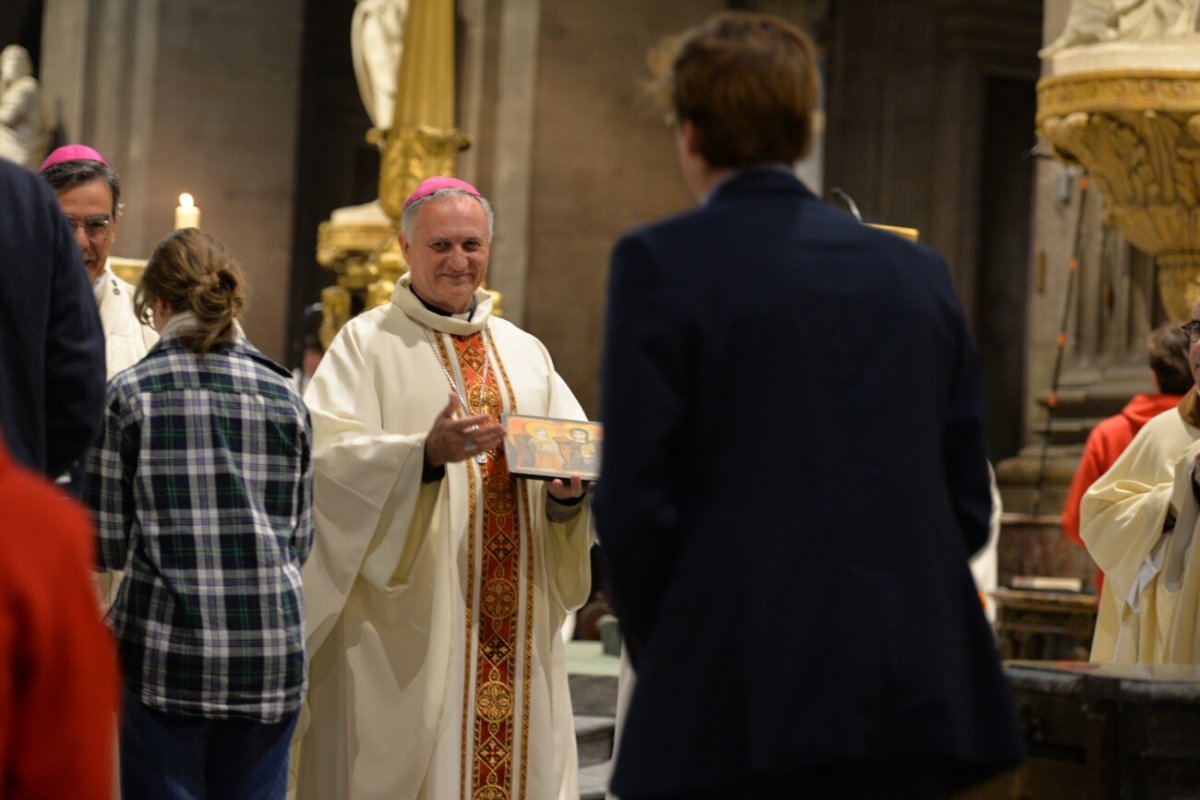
left=595, top=12, right=1024, bottom=799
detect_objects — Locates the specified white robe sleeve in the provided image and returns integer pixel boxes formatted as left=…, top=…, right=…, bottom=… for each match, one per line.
left=1081, top=469, right=1174, bottom=607
left=1081, top=416, right=1197, bottom=662
left=535, top=351, right=594, bottom=616
left=301, top=323, right=429, bottom=656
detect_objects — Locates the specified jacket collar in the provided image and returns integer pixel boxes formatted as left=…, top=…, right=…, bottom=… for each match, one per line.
left=151, top=327, right=292, bottom=381
left=707, top=164, right=813, bottom=205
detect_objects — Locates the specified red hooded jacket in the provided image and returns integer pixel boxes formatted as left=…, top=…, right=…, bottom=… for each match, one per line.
left=0, top=437, right=118, bottom=799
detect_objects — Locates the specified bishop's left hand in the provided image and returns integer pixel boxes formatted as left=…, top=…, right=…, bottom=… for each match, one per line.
left=548, top=473, right=589, bottom=501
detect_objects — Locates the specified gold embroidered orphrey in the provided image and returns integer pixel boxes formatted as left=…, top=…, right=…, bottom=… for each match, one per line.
left=433, top=328, right=537, bottom=800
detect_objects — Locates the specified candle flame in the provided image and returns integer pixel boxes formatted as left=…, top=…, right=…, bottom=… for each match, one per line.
left=179, top=193, right=194, bottom=209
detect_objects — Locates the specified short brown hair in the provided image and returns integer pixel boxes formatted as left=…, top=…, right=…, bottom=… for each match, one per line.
left=1148, top=323, right=1193, bottom=395
left=135, top=229, right=247, bottom=356
left=655, top=11, right=819, bottom=169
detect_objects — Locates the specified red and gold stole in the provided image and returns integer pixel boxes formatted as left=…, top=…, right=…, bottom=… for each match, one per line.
left=436, top=329, right=533, bottom=800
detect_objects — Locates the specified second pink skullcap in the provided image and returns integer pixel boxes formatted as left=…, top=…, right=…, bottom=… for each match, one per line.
left=39, top=144, right=109, bottom=173
left=403, top=176, right=480, bottom=210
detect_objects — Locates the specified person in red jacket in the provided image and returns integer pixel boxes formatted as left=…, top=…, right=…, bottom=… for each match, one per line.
left=0, top=433, right=118, bottom=799
left=1062, top=323, right=1194, bottom=594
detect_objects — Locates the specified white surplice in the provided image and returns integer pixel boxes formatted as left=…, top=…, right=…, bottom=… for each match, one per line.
left=1081, top=393, right=1200, bottom=664
left=93, top=260, right=158, bottom=612
left=94, top=260, right=158, bottom=381
left=293, top=275, right=592, bottom=800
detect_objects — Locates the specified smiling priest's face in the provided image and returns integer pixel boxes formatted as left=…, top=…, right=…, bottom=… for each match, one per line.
left=399, top=194, right=491, bottom=314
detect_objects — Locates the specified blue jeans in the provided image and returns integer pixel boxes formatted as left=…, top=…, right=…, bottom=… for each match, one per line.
left=119, top=686, right=298, bottom=800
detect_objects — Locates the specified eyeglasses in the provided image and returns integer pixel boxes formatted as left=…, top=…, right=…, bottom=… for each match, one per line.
left=1181, top=320, right=1200, bottom=343
left=64, top=215, right=113, bottom=241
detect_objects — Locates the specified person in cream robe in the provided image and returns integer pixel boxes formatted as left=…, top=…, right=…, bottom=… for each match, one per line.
left=1081, top=378, right=1200, bottom=664
left=1082, top=307, right=1200, bottom=664
left=293, top=178, right=591, bottom=800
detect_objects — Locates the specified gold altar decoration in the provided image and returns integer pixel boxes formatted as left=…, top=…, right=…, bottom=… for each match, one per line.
left=378, top=123, right=471, bottom=222
left=1036, top=70, right=1200, bottom=321
left=319, top=285, right=352, bottom=351
left=317, top=0, right=501, bottom=341
left=378, top=0, right=469, bottom=222
left=110, top=255, right=148, bottom=286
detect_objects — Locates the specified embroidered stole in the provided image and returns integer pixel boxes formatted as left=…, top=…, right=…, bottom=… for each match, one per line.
left=433, top=329, right=534, bottom=800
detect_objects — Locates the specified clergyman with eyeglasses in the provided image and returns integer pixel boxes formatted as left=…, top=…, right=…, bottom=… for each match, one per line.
left=40, top=145, right=158, bottom=610
left=40, top=144, right=159, bottom=383
left=1081, top=308, right=1200, bottom=665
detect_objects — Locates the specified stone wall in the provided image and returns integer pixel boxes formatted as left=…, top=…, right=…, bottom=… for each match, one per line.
left=463, top=0, right=716, bottom=418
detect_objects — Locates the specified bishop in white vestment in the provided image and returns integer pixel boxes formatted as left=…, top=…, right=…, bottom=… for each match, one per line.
left=293, top=179, right=592, bottom=800
left=39, top=144, right=158, bottom=611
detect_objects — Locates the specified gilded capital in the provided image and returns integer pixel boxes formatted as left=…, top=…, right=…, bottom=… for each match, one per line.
left=1037, top=70, right=1200, bottom=320
left=377, top=123, right=472, bottom=221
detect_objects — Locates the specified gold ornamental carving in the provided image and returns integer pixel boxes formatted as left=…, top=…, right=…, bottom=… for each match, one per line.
left=1036, top=71, right=1200, bottom=321
left=318, top=285, right=352, bottom=352
left=378, top=124, right=472, bottom=221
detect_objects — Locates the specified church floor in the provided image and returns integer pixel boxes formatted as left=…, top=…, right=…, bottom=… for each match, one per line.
left=566, top=640, right=619, bottom=799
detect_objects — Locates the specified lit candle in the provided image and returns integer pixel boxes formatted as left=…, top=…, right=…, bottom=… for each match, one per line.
left=175, top=193, right=201, bottom=229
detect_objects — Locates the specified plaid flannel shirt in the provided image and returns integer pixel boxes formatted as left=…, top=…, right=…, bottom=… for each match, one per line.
left=84, top=334, right=313, bottom=722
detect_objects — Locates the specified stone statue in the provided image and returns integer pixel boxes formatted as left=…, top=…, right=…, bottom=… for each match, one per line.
left=0, top=45, right=48, bottom=171
left=330, top=0, right=410, bottom=227
left=1042, top=0, right=1200, bottom=57
left=351, top=0, right=409, bottom=134
left=1114, top=0, right=1200, bottom=38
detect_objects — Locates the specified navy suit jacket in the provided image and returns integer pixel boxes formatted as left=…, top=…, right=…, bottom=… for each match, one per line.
left=0, top=159, right=105, bottom=478
left=596, top=168, right=1023, bottom=797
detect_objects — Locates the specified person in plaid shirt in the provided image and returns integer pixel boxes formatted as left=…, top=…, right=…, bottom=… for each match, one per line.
left=84, top=228, right=313, bottom=800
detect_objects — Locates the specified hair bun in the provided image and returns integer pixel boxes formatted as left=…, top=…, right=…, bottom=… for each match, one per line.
left=217, top=269, right=239, bottom=294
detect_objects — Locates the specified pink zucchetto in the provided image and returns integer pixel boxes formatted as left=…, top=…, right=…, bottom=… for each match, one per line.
left=403, top=176, right=480, bottom=211
left=39, top=144, right=109, bottom=173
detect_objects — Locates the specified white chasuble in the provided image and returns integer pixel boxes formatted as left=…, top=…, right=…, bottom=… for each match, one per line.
left=292, top=275, right=592, bottom=800
left=1081, top=394, right=1200, bottom=664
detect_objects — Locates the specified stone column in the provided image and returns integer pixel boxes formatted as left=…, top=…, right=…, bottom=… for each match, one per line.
left=487, top=0, right=542, bottom=327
